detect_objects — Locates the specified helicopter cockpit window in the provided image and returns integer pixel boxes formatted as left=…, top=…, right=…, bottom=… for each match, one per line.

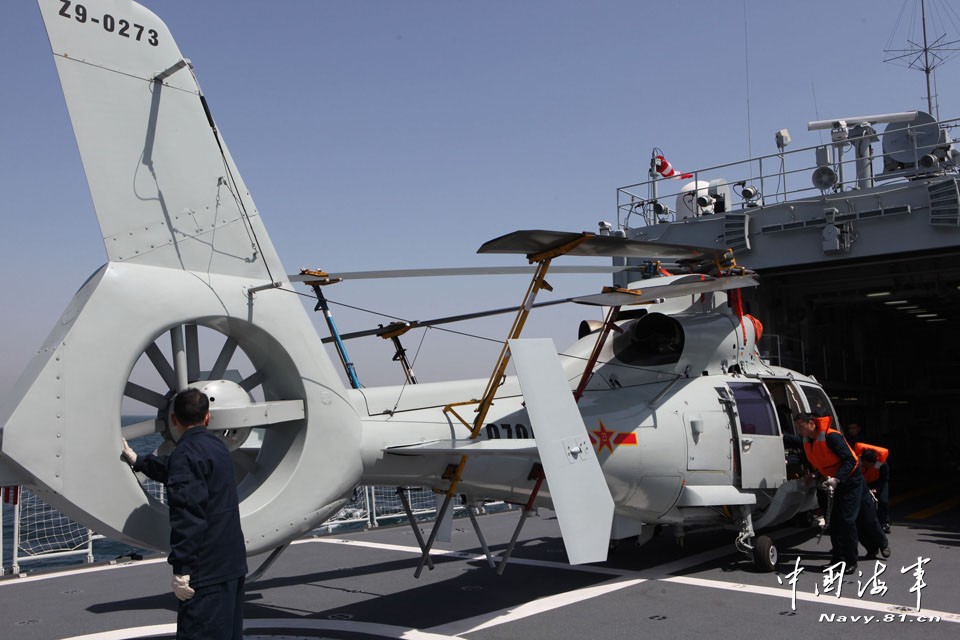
left=612, top=313, right=684, bottom=366
left=728, top=382, right=778, bottom=436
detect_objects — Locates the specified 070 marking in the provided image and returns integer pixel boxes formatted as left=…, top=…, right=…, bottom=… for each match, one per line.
left=58, top=0, right=158, bottom=46
left=484, top=423, right=534, bottom=439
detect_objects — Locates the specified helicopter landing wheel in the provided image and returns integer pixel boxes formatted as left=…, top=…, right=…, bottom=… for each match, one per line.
left=752, top=535, right=777, bottom=572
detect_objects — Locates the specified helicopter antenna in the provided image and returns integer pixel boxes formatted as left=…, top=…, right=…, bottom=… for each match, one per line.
left=883, top=0, right=960, bottom=119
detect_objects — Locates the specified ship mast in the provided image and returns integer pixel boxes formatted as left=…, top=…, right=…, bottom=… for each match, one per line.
left=921, top=0, right=934, bottom=115
left=883, top=0, right=960, bottom=119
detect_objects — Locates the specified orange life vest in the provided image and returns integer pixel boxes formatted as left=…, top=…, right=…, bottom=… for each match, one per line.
left=853, top=442, right=889, bottom=484
left=802, top=416, right=860, bottom=479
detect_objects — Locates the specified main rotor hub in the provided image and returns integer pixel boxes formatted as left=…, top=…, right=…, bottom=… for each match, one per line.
left=165, top=379, right=253, bottom=451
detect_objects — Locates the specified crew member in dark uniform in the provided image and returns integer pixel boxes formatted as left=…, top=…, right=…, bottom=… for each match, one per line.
left=856, top=444, right=891, bottom=534
left=122, top=388, right=247, bottom=639
left=784, top=413, right=889, bottom=573
left=846, top=422, right=862, bottom=445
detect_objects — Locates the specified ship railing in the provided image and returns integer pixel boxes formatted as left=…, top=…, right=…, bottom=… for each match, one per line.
left=758, top=333, right=806, bottom=373
left=617, top=116, right=960, bottom=229
left=1, top=487, right=94, bottom=575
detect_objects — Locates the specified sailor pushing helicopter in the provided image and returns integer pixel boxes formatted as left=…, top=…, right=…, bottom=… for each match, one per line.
left=785, top=413, right=890, bottom=574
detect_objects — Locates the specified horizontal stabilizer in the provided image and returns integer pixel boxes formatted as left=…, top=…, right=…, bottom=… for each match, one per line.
left=385, top=440, right=538, bottom=457
left=509, top=338, right=614, bottom=565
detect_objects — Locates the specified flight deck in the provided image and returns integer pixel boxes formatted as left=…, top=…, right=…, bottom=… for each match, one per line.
left=0, top=497, right=956, bottom=640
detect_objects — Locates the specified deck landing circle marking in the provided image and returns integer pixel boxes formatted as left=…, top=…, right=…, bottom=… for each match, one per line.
left=61, top=618, right=463, bottom=640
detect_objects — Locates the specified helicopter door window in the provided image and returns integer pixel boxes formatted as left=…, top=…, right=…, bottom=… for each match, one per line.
left=799, top=385, right=838, bottom=426
left=762, top=379, right=804, bottom=435
left=728, top=382, right=778, bottom=436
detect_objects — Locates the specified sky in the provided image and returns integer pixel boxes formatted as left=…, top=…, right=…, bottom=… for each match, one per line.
left=2, top=0, right=959, bottom=397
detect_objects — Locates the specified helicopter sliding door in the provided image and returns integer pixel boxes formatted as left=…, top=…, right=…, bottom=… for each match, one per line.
left=763, top=378, right=807, bottom=478
left=727, top=382, right=786, bottom=490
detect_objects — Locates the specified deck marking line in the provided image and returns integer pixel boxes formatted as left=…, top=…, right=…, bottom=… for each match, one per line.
left=61, top=618, right=461, bottom=640
left=906, top=495, right=960, bottom=519
left=427, top=578, right=646, bottom=636
left=663, top=575, right=960, bottom=623
left=311, top=536, right=739, bottom=577
left=0, top=556, right=167, bottom=587
left=0, top=524, right=738, bottom=588
left=888, top=485, right=938, bottom=506
left=61, top=623, right=174, bottom=640
left=315, top=538, right=960, bottom=628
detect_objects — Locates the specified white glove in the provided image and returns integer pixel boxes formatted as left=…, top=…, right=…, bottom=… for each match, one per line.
left=121, top=438, right=137, bottom=465
left=172, top=574, right=195, bottom=601
left=824, top=476, right=839, bottom=489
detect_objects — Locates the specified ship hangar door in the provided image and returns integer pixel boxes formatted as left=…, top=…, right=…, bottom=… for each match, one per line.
left=753, top=248, right=960, bottom=475
left=727, top=382, right=786, bottom=490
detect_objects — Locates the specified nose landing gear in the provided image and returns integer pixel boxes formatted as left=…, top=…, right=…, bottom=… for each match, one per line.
left=734, top=506, right=778, bottom=572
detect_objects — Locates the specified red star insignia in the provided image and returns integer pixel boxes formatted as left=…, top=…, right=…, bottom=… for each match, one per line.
left=591, top=419, right=616, bottom=454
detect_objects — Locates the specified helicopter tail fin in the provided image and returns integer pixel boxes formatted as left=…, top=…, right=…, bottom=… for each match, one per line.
left=509, top=339, right=614, bottom=564
left=37, top=0, right=282, bottom=278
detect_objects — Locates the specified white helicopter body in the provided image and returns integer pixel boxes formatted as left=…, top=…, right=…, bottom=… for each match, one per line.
left=0, top=0, right=824, bottom=573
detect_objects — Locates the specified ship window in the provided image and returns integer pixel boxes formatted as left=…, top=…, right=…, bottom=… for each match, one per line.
left=728, top=382, right=778, bottom=436
left=612, top=313, right=684, bottom=366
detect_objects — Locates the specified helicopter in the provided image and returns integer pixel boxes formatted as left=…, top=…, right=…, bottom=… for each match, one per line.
left=0, top=0, right=827, bottom=575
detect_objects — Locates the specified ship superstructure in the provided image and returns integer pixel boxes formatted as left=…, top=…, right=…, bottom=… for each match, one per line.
left=612, top=110, right=960, bottom=473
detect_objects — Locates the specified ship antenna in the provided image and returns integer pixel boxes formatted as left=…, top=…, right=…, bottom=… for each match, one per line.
left=811, top=82, right=824, bottom=145
left=742, top=0, right=754, bottom=172
left=883, top=0, right=960, bottom=119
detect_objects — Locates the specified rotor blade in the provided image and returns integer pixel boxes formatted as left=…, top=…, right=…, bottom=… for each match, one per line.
left=185, top=324, right=200, bottom=383
left=478, top=230, right=728, bottom=263
left=572, top=273, right=760, bottom=306
left=121, top=418, right=164, bottom=439
left=208, top=400, right=304, bottom=429
left=232, top=450, right=259, bottom=475
left=145, top=342, right=177, bottom=392
left=320, top=298, right=572, bottom=344
left=208, top=336, right=239, bottom=380
left=124, top=381, right=167, bottom=409
left=289, top=265, right=641, bottom=282
left=240, top=370, right=265, bottom=392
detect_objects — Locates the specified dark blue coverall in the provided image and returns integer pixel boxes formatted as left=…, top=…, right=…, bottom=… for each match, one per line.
left=135, top=427, right=248, bottom=640
left=870, top=463, right=890, bottom=529
left=784, top=432, right=888, bottom=567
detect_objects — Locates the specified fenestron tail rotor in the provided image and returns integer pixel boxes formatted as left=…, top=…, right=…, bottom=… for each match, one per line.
left=121, top=322, right=306, bottom=489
